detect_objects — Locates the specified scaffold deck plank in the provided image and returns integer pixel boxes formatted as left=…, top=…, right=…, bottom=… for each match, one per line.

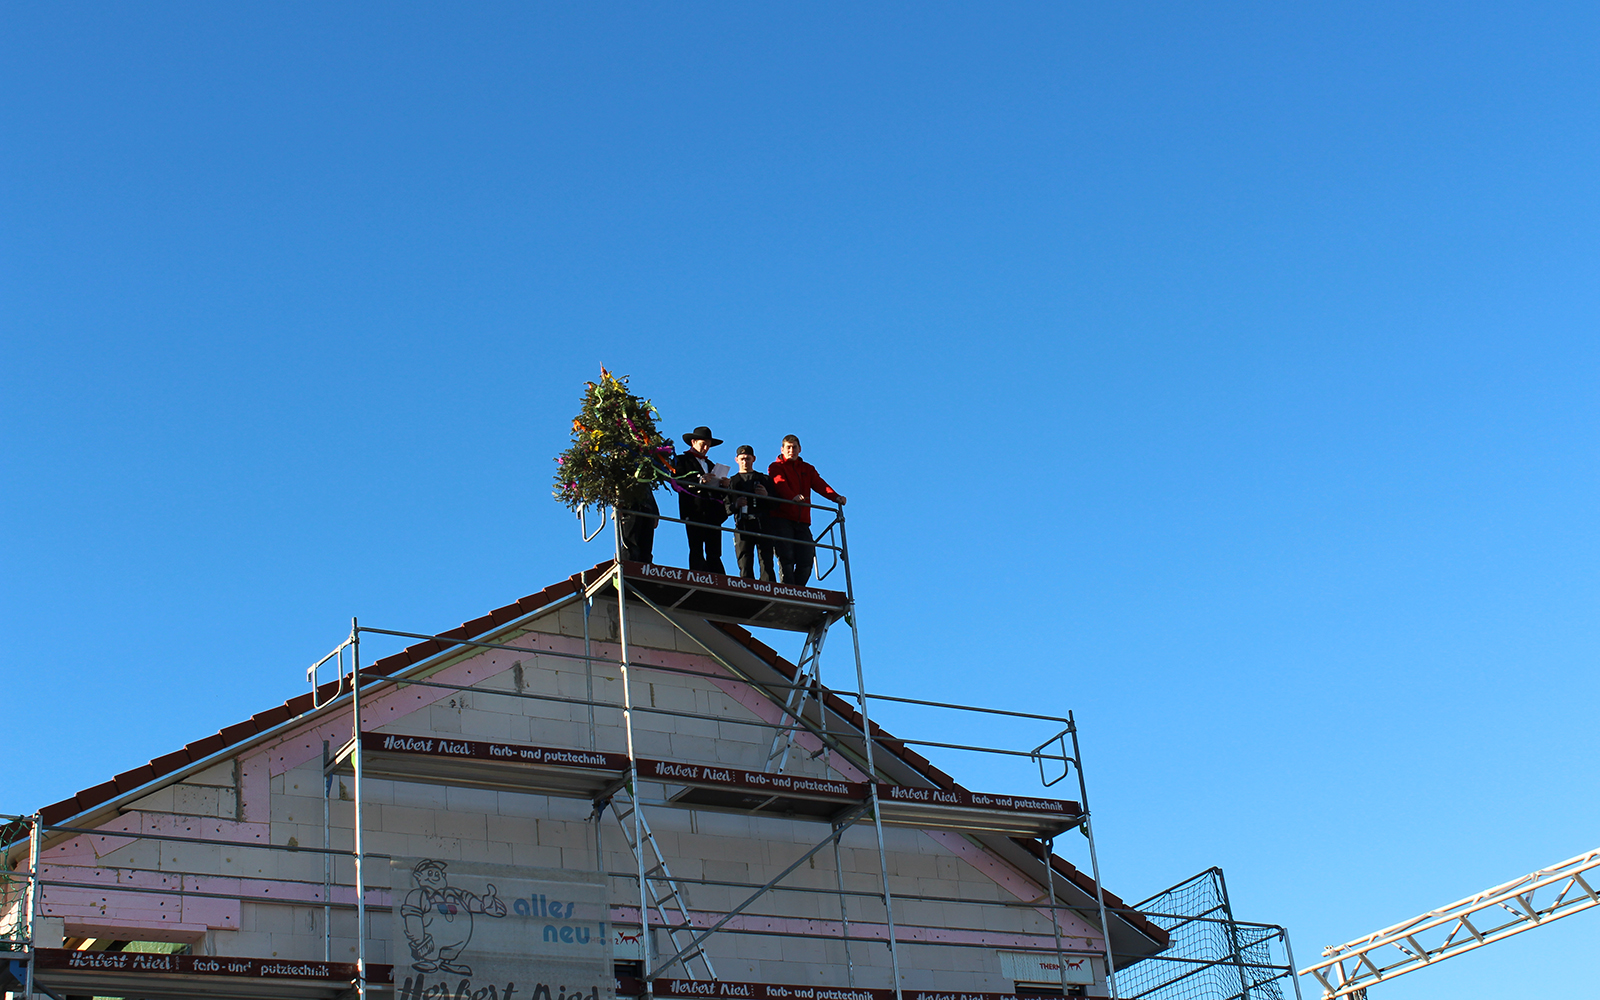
left=650, top=757, right=867, bottom=820
left=330, top=733, right=630, bottom=797
left=28, top=952, right=1048, bottom=1000
left=629, top=976, right=1048, bottom=999
left=30, top=948, right=394, bottom=999
left=577, top=561, right=849, bottom=632
left=335, top=734, right=1081, bottom=837
left=874, top=784, right=1083, bottom=838
left=642, top=758, right=1082, bottom=837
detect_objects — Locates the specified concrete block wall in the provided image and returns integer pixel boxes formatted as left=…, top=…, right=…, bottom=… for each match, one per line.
left=119, top=760, right=239, bottom=818
left=35, top=601, right=1105, bottom=994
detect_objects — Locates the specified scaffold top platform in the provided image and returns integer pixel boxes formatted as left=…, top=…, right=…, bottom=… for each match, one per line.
left=575, top=561, right=848, bottom=632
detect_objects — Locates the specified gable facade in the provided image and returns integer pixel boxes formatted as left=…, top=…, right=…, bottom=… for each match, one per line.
left=6, top=565, right=1163, bottom=998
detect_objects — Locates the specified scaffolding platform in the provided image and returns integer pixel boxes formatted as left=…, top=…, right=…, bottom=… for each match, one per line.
left=328, top=733, right=630, bottom=797
left=646, top=758, right=1082, bottom=837
left=874, top=783, right=1083, bottom=838
left=576, top=561, right=848, bottom=632
left=28, top=948, right=394, bottom=1000
left=331, top=736, right=1082, bottom=838
left=651, top=757, right=867, bottom=819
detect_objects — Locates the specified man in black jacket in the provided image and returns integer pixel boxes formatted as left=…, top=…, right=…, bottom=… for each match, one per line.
left=673, top=426, right=728, bottom=573
left=617, top=478, right=659, bottom=564
left=726, top=444, right=776, bottom=581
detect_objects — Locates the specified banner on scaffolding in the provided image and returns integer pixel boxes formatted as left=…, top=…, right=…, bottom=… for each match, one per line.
left=997, top=949, right=1098, bottom=985
left=391, top=858, right=612, bottom=1000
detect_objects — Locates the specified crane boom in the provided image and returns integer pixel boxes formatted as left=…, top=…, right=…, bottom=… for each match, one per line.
left=1301, top=847, right=1600, bottom=998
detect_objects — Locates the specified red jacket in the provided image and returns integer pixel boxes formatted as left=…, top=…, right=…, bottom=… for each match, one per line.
left=767, top=456, right=841, bottom=524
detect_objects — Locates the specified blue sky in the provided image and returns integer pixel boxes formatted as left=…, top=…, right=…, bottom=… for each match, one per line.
left=3, top=4, right=1597, bottom=996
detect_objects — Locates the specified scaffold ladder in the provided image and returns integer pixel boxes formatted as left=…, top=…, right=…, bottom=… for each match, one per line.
left=610, top=791, right=718, bottom=982
left=767, top=624, right=827, bottom=774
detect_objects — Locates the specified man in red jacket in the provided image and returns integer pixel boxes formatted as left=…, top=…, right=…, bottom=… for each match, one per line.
left=767, top=434, right=847, bottom=586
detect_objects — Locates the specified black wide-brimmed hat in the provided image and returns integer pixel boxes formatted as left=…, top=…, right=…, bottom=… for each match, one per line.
left=682, top=426, right=723, bottom=446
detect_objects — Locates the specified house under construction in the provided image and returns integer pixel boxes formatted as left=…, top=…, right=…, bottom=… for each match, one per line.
left=1, top=500, right=1299, bottom=1000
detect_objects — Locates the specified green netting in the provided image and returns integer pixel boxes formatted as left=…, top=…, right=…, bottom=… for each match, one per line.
left=1114, top=868, right=1291, bottom=1000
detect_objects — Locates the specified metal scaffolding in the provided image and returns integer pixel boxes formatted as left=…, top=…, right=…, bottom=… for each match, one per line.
left=574, top=487, right=1116, bottom=995
left=2, top=485, right=1150, bottom=1000
left=1112, top=868, right=1302, bottom=1000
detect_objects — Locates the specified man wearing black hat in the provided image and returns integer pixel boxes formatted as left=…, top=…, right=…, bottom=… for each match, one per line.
left=673, top=426, right=728, bottom=573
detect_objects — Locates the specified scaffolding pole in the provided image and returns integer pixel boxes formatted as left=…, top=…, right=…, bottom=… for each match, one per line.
left=1072, top=716, right=1120, bottom=999
left=350, top=617, right=367, bottom=1000
left=25, top=814, right=40, bottom=999
left=838, top=516, right=905, bottom=1000
left=613, top=518, right=652, bottom=995
left=1044, top=836, right=1068, bottom=993
left=322, top=739, right=332, bottom=964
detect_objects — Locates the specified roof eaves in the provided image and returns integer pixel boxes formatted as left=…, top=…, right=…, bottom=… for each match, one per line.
left=1012, top=835, right=1170, bottom=949
left=31, top=574, right=587, bottom=831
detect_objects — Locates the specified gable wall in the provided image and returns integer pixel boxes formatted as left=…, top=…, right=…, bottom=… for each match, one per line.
left=19, top=600, right=1107, bottom=993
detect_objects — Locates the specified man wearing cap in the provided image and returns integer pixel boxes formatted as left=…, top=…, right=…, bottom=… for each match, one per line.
left=673, top=426, right=728, bottom=574
left=768, top=434, right=847, bottom=587
left=727, top=445, right=776, bottom=581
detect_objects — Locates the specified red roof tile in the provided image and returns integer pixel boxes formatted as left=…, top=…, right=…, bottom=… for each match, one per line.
left=39, top=798, right=77, bottom=825
left=250, top=706, right=292, bottom=729
left=218, top=721, right=259, bottom=746
left=112, top=765, right=156, bottom=793
left=150, top=748, right=192, bottom=776
left=74, top=780, right=119, bottom=813
left=24, top=576, right=582, bottom=828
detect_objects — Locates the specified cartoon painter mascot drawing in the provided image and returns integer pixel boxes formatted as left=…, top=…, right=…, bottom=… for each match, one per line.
left=400, top=859, right=507, bottom=975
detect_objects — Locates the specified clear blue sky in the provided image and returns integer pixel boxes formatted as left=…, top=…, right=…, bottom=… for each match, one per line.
left=4, top=4, right=1596, bottom=996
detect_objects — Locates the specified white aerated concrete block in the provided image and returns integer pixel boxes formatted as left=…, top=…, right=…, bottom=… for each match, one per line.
left=493, top=791, right=551, bottom=819
left=485, top=815, right=539, bottom=845
left=510, top=843, right=563, bottom=868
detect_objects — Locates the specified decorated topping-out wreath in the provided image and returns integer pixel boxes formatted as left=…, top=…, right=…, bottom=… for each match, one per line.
left=552, top=369, right=675, bottom=513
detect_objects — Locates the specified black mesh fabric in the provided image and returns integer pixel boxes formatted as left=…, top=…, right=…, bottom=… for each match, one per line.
left=1114, top=868, right=1292, bottom=1000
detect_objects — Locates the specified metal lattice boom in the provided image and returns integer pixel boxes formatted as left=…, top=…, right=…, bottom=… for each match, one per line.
left=1301, top=847, right=1600, bottom=998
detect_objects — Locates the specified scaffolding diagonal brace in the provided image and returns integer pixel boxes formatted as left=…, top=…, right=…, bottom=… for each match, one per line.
left=768, top=625, right=828, bottom=773
left=644, top=803, right=870, bottom=981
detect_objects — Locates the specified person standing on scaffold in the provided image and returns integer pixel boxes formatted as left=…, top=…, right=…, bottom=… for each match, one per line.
left=673, top=425, right=729, bottom=573
left=768, top=434, right=846, bottom=587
